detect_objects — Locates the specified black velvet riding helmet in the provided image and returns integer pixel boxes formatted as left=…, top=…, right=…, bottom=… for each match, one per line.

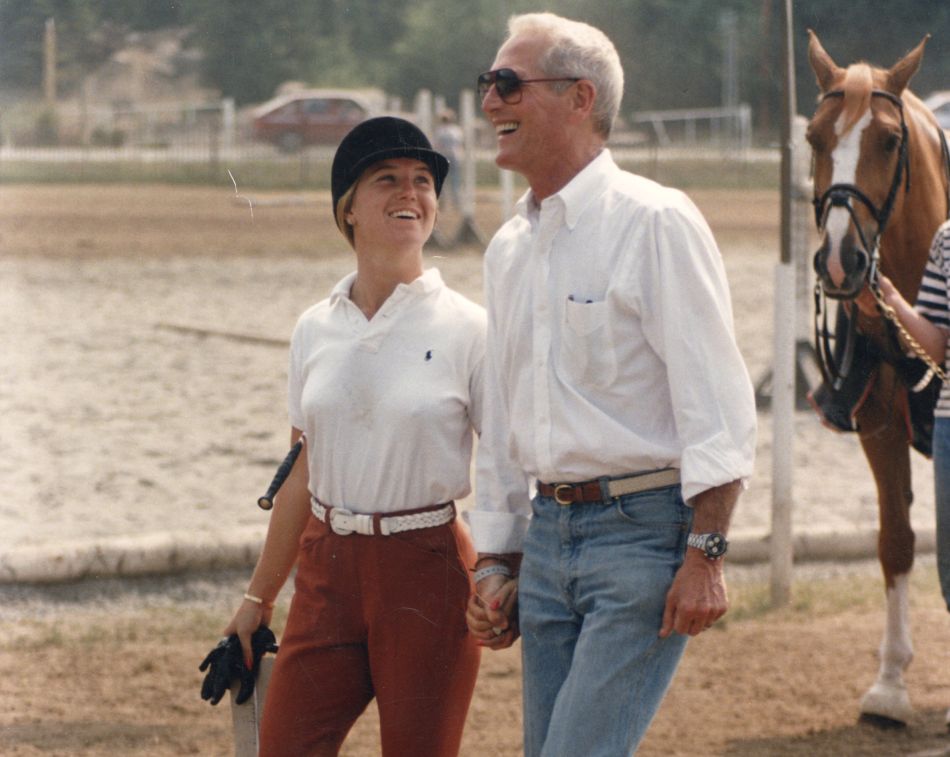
left=330, top=116, right=449, bottom=214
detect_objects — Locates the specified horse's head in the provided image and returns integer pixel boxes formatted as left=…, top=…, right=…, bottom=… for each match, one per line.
left=806, top=31, right=928, bottom=300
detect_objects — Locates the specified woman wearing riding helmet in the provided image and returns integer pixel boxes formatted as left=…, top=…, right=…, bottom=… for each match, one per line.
left=222, top=117, right=485, bottom=756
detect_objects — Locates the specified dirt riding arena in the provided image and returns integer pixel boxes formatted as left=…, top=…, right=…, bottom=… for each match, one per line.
left=2, top=183, right=950, bottom=755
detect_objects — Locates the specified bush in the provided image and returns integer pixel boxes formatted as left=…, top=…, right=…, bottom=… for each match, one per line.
left=90, top=126, right=126, bottom=147
left=33, top=109, right=60, bottom=146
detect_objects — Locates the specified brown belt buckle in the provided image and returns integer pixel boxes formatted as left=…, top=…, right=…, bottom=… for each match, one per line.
left=554, top=484, right=574, bottom=506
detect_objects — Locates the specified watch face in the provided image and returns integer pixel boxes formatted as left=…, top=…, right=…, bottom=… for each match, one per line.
left=704, top=533, right=727, bottom=558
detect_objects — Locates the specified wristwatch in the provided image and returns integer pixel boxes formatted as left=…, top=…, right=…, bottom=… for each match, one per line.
left=687, top=531, right=729, bottom=560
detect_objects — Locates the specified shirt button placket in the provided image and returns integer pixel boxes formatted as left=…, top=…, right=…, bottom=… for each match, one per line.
left=533, top=205, right=560, bottom=473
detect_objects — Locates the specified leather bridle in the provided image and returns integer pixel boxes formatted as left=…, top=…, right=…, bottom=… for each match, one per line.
left=812, top=89, right=910, bottom=390
left=812, top=89, right=911, bottom=297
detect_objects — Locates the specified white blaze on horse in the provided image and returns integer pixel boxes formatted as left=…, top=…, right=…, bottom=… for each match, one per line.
left=806, top=30, right=950, bottom=728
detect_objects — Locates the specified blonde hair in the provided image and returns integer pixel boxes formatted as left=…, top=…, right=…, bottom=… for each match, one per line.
left=334, top=182, right=358, bottom=248
left=507, top=12, right=624, bottom=138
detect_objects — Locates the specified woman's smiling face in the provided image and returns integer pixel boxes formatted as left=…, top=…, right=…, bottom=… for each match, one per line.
left=347, top=158, right=438, bottom=251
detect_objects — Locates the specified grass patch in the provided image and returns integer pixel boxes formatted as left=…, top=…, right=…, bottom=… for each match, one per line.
left=0, top=152, right=778, bottom=190
left=616, top=154, right=779, bottom=190
left=0, top=602, right=291, bottom=652
left=726, top=560, right=943, bottom=625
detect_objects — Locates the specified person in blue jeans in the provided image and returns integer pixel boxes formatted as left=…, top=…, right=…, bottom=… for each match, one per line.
left=463, top=12, right=757, bottom=756
left=856, top=219, right=950, bottom=610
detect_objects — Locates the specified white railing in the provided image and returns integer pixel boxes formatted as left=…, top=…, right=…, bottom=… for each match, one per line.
left=630, top=103, right=752, bottom=151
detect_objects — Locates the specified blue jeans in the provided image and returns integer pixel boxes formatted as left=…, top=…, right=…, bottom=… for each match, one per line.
left=519, top=484, right=692, bottom=756
left=932, top=417, right=950, bottom=610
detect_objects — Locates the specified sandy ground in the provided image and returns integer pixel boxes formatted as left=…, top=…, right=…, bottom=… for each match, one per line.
left=0, top=183, right=938, bottom=549
left=1, top=183, right=949, bottom=755
left=1, top=561, right=949, bottom=756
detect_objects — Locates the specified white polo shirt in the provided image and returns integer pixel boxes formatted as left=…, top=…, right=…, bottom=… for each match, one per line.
left=288, top=268, right=485, bottom=513
left=468, top=150, right=757, bottom=554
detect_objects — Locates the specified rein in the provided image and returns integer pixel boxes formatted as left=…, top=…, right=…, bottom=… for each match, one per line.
left=871, top=285, right=948, bottom=386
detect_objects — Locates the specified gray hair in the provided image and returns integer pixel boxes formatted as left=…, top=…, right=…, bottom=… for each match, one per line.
left=507, top=12, right=624, bottom=138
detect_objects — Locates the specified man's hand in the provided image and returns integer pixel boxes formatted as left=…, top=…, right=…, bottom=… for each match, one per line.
left=658, top=552, right=728, bottom=638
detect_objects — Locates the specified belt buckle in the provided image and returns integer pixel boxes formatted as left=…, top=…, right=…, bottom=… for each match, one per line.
left=329, top=507, right=356, bottom=536
left=554, top=484, right=574, bottom=506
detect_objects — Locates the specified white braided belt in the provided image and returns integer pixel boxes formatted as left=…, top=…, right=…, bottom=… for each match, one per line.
left=311, top=497, right=455, bottom=537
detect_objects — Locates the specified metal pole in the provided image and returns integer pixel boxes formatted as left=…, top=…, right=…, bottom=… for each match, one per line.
left=43, top=18, right=57, bottom=105
left=770, top=0, right=796, bottom=608
left=460, top=89, right=477, bottom=220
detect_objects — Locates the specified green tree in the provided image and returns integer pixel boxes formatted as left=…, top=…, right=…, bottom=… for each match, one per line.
left=792, top=0, right=950, bottom=115
left=183, top=0, right=324, bottom=105
left=0, top=0, right=116, bottom=95
left=3, top=0, right=950, bottom=142
left=390, top=0, right=536, bottom=108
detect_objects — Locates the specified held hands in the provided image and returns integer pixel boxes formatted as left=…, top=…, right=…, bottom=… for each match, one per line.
left=659, top=551, right=728, bottom=638
left=466, top=568, right=520, bottom=650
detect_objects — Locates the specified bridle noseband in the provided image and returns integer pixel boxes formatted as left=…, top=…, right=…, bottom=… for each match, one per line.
left=811, top=89, right=911, bottom=391
left=812, top=89, right=911, bottom=292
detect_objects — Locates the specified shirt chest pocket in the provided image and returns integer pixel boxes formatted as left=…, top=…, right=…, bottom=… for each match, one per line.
left=558, top=298, right=619, bottom=387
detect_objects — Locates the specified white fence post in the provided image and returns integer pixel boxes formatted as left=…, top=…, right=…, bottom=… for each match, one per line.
left=221, top=97, right=235, bottom=155
left=415, top=89, right=433, bottom=138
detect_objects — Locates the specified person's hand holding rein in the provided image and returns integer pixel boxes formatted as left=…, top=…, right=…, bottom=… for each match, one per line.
left=855, top=275, right=901, bottom=318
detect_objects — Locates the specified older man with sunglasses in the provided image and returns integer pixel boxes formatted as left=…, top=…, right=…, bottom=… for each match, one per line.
left=464, top=12, right=757, bottom=756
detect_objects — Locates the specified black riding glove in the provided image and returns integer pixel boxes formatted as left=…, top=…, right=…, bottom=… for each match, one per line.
left=199, top=625, right=278, bottom=705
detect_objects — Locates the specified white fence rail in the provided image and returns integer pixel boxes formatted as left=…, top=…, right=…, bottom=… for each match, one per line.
left=631, top=103, right=752, bottom=151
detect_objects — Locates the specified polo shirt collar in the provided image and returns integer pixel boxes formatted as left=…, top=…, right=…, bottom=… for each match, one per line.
left=515, top=148, right=619, bottom=230
left=329, top=271, right=358, bottom=305
left=328, top=267, right=443, bottom=307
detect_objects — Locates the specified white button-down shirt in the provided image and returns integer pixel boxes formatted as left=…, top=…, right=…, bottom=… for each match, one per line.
left=467, top=150, right=757, bottom=553
left=288, top=268, right=485, bottom=513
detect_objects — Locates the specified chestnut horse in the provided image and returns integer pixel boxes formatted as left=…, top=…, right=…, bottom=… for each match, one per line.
left=807, top=31, right=950, bottom=726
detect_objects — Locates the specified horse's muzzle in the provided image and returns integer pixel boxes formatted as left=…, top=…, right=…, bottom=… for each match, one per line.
left=813, top=243, right=870, bottom=300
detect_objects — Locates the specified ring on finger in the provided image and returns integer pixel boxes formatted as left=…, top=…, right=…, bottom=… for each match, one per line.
left=492, top=626, right=503, bottom=637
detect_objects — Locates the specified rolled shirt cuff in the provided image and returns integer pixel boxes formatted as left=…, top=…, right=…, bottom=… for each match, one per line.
left=679, top=438, right=755, bottom=504
left=462, top=510, right=530, bottom=554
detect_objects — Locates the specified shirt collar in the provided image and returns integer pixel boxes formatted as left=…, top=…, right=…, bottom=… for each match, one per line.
left=514, top=149, right=619, bottom=230
left=328, top=267, right=444, bottom=306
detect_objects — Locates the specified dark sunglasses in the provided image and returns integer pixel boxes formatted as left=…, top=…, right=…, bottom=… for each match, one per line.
left=476, top=68, right=581, bottom=104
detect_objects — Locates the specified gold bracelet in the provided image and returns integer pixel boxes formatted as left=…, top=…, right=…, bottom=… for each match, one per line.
left=243, top=592, right=274, bottom=608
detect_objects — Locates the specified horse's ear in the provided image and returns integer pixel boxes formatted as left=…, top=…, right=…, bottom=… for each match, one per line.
left=807, top=30, right=843, bottom=93
left=886, top=35, right=930, bottom=96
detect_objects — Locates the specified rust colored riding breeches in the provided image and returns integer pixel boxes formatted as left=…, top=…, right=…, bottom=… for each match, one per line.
left=258, top=512, right=480, bottom=757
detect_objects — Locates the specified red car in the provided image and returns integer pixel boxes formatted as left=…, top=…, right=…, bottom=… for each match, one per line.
left=251, top=89, right=390, bottom=151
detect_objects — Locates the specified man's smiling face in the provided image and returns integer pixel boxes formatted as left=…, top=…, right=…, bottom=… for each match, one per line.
left=481, top=33, right=578, bottom=188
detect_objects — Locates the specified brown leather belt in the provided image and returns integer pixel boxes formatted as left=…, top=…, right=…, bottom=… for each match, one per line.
left=538, top=468, right=680, bottom=506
